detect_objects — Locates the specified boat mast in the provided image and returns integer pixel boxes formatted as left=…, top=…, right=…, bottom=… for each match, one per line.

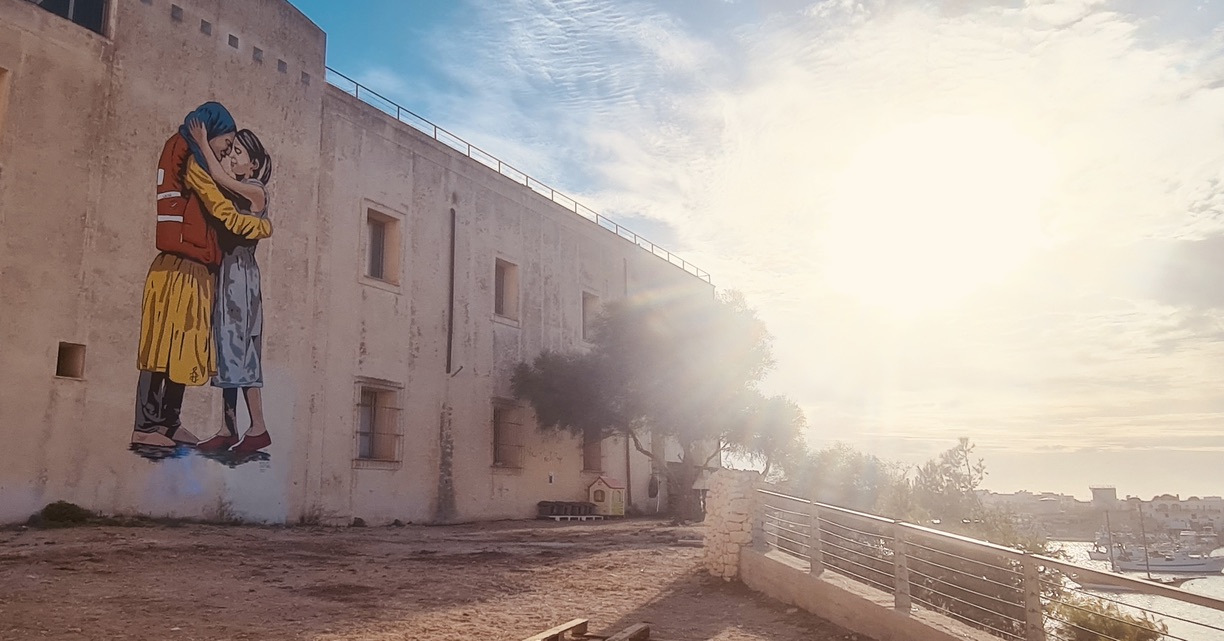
left=1138, top=502, right=1153, bottom=580
left=1105, top=509, right=1118, bottom=572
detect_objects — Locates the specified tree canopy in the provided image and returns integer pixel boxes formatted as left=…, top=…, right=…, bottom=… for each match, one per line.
left=512, top=290, right=805, bottom=516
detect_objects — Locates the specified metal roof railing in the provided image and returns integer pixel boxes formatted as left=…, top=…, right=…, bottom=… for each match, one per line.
left=325, top=67, right=712, bottom=284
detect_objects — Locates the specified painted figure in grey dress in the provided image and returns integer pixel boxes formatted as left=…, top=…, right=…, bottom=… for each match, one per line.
left=187, top=123, right=275, bottom=455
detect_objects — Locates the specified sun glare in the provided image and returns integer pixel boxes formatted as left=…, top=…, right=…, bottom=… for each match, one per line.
left=823, top=116, right=1055, bottom=315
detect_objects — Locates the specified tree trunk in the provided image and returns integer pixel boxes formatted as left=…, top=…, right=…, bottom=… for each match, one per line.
left=669, top=447, right=705, bottom=524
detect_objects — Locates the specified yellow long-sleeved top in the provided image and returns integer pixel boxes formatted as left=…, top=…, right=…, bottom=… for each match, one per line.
left=184, top=157, right=272, bottom=241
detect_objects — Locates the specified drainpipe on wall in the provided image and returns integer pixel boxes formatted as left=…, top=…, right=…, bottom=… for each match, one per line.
left=624, top=435, right=632, bottom=510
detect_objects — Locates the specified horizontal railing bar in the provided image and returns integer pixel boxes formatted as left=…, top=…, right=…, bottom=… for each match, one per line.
left=1052, top=585, right=1224, bottom=635
left=898, top=523, right=1028, bottom=560
left=818, top=518, right=894, bottom=540
left=825, top=564, right=896, bottom=594
left=820, top=537, right=885, bottom=561
left=915, top=592, right=1028, bottom=631
left=819, top=527, right=890, bottom=552
left=912, top=596, right=1026, bottom=641
left=763, top=522, right=811, bottom=541
left=821, top=551, right=895, bottom=582
left=757, top=490, right=897, bottom=526
left=764, top=532, right=811, bottom=554
left=762, top=504, right=810, bottom=518
left=1032, top=554, right=1224, bottom=613
left=909, top=570, right=1025, bottom=612
left=905, top=542, right=1024, bottom=578
left=758, top=483, right=1224, bottom=635
left=910, top=557, right=1023, bottom=592
left=763, top=513, right=811, bottom=530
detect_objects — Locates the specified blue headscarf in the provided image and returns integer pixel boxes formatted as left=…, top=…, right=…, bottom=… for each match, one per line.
left=178, top=101, right=236, bottom=169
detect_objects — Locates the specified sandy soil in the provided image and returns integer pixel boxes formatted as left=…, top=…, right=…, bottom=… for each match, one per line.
left=0, top=518, right=871, bottom=641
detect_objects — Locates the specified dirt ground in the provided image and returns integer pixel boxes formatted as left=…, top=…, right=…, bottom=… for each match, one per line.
left=0, top=518, right=871, bottom=641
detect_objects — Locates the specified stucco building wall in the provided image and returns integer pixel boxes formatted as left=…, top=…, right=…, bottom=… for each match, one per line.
left=0, top=0, right=712, bottom=524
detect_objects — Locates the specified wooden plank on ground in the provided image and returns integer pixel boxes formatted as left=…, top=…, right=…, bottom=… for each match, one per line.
left=521, top=618, right=589, bottom=641
left=605, top=623, right=650, bottom=641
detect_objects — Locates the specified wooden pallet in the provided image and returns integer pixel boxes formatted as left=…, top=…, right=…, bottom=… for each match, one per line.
left=521, top=620, right=649, bottom=641
left=522, top=619, right=588, bottom=641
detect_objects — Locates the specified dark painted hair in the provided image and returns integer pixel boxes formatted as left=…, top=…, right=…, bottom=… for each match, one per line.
left=178, top=102, right=236, bottom=169
left=234, top=129, right=272, bottom=184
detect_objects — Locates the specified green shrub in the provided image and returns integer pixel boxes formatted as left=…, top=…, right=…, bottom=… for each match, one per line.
left=1052, top=594, right=1167, bottom=641
left=33, top=501, right=94, bottom=527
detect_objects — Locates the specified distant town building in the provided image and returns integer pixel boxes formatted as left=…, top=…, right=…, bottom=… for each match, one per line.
left=978, top=490, right=1086, bottom=515
left=1090, top=485, right=1119, bottom=510
left=1124, top=494, right=1224, bottom=533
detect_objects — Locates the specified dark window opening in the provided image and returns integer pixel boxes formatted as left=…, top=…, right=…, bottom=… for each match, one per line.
left=583, top=429, right=602, bottom=472
left=26, top=0, right=107, bottom=35
left=493, top=405, right=523, bottom=468
left=367, top=218, right=386, bottom=280
left=56, top=342, right=86, bottom=378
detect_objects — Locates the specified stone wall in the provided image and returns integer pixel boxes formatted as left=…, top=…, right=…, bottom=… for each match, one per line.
left=702, top=469, right=761, bottom=580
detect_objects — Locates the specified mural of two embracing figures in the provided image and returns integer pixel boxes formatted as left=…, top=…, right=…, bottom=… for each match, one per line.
left=129, top=101, right=276, bottom=467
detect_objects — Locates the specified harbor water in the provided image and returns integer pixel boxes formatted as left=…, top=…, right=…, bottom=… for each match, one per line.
left=1055, top=541, right=1224, bottom=640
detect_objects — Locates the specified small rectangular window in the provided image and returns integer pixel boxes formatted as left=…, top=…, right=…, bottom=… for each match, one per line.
left=252, top=47, right=264, bottom=63
left=277, top=59, right=288, bottom=74
left=356, top=387, right=400, bottom=461
left=364, top=208, right=401, bottom=285
left=29, top=0, right=107, bottom=34
left=581, top=292, right=600, bottom=341
left=199, top=20, right=211, bottom=35
left=170, top=4, right=182, bottom=22
left=228, top=34, right=239, bottom=49
left=492, top=405, right=523, bottom=468
left=494, top=259, right=519, bottom=320
left=368, top=219, right=386, bottom=280
left=56, top=342, right=86, bottom=379
left=582, top=430, right=602, bottom=472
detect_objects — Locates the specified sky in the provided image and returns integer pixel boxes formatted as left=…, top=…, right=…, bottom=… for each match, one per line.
left=290, top=0, right=1224, bottom=500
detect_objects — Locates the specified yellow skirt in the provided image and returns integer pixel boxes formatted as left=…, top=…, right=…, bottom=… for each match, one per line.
left=136, top=253, right=216, bottom=386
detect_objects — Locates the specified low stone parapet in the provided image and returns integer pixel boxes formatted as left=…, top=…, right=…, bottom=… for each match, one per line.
left=702, top=468, right=761, bottom=580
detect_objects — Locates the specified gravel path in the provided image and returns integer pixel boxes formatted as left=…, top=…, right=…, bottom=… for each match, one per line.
left=0, top=518, right=868, bottom=641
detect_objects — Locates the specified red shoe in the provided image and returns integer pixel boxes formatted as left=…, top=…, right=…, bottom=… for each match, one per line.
left=231, top=431, right=271, bottom=453
left=197, top=434, right=240, bottom=452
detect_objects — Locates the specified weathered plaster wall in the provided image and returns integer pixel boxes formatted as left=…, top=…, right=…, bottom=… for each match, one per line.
left=316, top=89, right=713, bottom=523
left=0, top=0, right=712, bottom=525
left=0, top=0, right=324, bottom=523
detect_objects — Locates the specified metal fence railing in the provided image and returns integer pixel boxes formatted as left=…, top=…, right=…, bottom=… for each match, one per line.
left=756, top=487, right=1224, bottom=641
left=324, top=67, right=712, bottom=284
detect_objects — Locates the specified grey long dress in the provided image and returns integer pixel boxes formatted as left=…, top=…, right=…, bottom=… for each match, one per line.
left=211, top=179, right=268, bottom=388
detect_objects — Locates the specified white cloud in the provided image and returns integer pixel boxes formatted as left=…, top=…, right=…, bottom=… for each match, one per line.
left=347, top=0, right=1224, bottom=494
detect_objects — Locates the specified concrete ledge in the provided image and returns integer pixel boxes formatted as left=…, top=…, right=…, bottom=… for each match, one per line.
left=740, top=548, right=996, bottom=641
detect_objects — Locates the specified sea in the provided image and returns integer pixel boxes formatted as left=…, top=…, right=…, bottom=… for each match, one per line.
left=1054, top=541, right=1224, bottom=640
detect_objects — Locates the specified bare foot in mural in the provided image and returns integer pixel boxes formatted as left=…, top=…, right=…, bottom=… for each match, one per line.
left=130, top=431, right=176, bottom=447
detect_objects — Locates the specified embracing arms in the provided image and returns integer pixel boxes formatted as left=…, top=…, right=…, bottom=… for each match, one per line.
left=185, top=158, right=272, bottom=240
